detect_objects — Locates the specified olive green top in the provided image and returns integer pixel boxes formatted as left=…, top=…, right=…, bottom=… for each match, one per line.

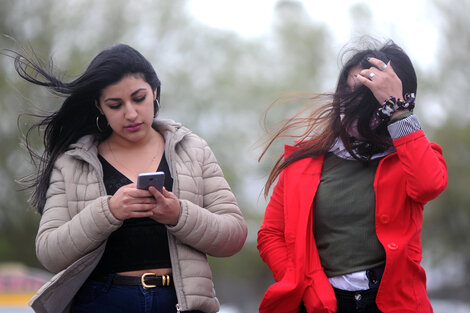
left=313, top=153, right=385, bottom=277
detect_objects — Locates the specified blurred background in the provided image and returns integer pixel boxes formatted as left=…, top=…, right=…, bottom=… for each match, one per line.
left=0, top=0, right=469, bottom=312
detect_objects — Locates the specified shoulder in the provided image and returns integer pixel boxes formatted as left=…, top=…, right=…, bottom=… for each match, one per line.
left=283, top=138, right=316, bottom=158
left=284, top=144, right=301, bottom=158
left=280, top=142, right=324, bottom=175
left=156, top=118, right=209, bottom=149
left=53, top=135, right=99, bottom=171
left=177, top=133, right=213, bottom=167
left=180, top=132, right=209, bottom=149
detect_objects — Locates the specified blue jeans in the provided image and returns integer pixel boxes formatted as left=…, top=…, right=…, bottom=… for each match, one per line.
left=72, top=278, right=203, bottom=313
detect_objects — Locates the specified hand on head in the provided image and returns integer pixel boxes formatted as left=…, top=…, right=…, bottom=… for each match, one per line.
left=355, top=57, right=404, bottom=104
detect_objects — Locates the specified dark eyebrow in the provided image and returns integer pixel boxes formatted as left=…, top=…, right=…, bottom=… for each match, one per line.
left=131, top=88, right=147, bottom=96
left=104, top=88, right=147, bottom=103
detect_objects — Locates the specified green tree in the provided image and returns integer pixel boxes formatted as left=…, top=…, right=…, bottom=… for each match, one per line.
left=420, top=0, right=470, bottom=301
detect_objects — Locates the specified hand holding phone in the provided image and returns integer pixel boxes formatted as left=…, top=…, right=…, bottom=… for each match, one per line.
left=137, top=171, right=165, bottom=192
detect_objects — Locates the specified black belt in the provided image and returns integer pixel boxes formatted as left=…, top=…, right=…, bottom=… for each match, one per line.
left=90, top=273, right=173, bottom=289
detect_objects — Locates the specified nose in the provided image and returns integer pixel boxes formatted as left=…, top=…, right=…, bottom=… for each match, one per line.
left=124, top=102, right=138, bottom=120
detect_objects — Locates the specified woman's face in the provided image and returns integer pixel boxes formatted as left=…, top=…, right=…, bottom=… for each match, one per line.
left=342, top=65, right=381, bottom=138
left=98, top=74, right=157, bottom=144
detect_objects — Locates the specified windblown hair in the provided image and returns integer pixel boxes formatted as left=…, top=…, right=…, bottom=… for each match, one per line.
left=260, top=39, right=417, bottom=196
left=12, top=43, right=161, bottom=213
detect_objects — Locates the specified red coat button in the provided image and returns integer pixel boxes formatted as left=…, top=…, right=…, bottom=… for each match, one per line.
left=387, top=242, right=398, bottom=250
left=379, top=215, right=390, bottom=224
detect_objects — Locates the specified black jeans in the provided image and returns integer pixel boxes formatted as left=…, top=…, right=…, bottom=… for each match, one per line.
left=299, top=287, right=382, bottom=313
left=299, top=266, right=385, bottom=313
left=334, top=287, right=382, bottom=313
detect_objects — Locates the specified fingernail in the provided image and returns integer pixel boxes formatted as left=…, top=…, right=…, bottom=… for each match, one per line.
left=367, top=57, right=371, bottom=61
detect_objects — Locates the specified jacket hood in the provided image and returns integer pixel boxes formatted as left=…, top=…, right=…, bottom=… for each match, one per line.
left=69, top=135, right=96, bottom=151
left=153, top=118, right=192, bottom=149
left=152, top=118, right=182, bottom=133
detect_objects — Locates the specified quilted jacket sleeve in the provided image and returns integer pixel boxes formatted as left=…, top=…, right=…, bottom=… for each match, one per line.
left=167, top=136, right=247, bottom=257
left=35, top=155, right=122, bottom=273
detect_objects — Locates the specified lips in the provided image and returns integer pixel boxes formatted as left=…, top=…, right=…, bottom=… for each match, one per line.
left=124, top=123, right=143, bottom=132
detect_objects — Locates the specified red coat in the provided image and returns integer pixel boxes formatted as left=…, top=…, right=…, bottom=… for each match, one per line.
left=257, top=129, right=448, bottom=313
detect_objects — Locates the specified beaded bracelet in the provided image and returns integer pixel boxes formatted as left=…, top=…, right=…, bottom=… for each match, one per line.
left=377, top=93, right=415, bottom=122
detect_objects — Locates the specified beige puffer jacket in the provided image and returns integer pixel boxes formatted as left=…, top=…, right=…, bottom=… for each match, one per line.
left=29, top=119, right=248, bottom=313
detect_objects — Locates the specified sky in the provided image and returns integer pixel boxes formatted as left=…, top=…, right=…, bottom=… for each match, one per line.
left=188, top=0, right=441, bottom=69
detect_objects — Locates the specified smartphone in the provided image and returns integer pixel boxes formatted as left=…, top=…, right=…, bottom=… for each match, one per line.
left=137, top=171, right=165, bottom=192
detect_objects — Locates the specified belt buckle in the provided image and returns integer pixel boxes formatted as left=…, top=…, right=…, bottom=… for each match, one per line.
left=141, top=273, right=157, bottom=289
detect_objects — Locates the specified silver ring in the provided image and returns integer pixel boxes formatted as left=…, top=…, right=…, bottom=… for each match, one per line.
left=380, top=64, right=388, bottom=71
left=369, top=72, right=376, bottom=79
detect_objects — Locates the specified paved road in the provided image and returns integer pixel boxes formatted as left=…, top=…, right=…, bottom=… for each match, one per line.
left=0, top=300, right=469, bottom=313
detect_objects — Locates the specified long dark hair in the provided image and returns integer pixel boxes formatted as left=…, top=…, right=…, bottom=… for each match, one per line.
left=13, top=43, right=161, bottom=213
left=260, top=39, right=417, bottom=196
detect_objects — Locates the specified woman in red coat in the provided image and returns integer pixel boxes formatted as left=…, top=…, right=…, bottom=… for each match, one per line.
left=257, top=40, right=447, bottom=313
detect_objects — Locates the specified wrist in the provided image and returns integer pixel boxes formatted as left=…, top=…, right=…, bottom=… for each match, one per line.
left=390, top=110, right=410, bottom=120
left=377, top=93, right=415, bottom=123
left=107, top=196, right=123, bottom=221
left=167, top=202, right=182, bottom=227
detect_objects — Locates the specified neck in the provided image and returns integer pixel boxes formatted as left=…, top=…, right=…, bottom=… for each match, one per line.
left=100, top=128, right=165, bottom=180
left=107, top=129, right=159, bottom=151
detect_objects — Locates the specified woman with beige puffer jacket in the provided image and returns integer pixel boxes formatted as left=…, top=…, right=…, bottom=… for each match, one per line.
left=12, top=44, right=247, bottom=313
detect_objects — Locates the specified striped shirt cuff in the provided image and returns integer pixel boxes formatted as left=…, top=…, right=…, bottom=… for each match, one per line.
left=387, top=114, right=421, bottom=139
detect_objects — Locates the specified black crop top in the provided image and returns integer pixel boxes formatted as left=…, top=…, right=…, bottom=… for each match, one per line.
left=91, top=152, right=174, bottom=275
